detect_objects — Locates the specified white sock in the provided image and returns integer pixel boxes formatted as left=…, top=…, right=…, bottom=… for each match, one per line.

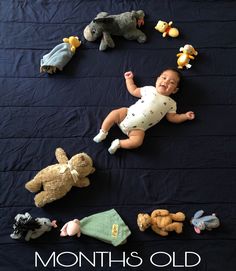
left=108, top=139, right=120, bottom=154
left=93, top=129, right=108, bottom=143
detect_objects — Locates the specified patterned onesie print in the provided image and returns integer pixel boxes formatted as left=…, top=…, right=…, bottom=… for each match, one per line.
left=119, top=86, right=177, bottom=135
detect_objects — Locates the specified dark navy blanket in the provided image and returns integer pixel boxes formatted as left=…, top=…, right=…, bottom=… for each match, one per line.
left=1, top=0, right=236, bottom=270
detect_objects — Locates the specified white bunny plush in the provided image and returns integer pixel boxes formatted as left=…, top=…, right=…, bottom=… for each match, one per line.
left=190, top=210, right=220, bottom=234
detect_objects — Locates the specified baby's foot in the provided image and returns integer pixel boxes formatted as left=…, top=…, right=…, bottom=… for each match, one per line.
left=93, top=129, right=108, bottom=143
left=108, top=139, right=120, bottom=154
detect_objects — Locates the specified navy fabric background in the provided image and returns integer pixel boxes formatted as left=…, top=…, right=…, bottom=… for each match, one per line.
left=0, top=0, right=236, bottom=270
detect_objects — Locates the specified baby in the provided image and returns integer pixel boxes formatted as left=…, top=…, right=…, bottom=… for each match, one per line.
left=93, top=68, right=195, bottom=154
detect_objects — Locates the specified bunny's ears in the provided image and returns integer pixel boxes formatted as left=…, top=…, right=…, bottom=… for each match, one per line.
left=193, top=210, right=204, bottom=219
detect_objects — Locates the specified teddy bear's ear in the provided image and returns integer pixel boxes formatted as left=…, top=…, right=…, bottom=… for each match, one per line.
left=60, top=222, right=69, bottom=237
left=78, top=154, right=94, bottom=167
left=90, top=167, right=95, bottom=173
left=63, top=38, right=69, bottom=43
left=78, top=155, right=87, bottom=166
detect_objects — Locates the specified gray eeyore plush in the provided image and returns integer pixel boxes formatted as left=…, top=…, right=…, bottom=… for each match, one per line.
left=83, top=10, right=147, bottom=51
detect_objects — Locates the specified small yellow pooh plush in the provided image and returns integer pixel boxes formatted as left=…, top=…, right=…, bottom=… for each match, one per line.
left=63, top=36, right=81, bottom=53
left=155, top=20, right=179, bottom=38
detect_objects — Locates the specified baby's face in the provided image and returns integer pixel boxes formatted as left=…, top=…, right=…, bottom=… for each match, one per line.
left=155, top=70, right=179, bottom=96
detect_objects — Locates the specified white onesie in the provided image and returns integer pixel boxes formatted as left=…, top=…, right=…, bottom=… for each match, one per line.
left=119, top=86, right=177, bottom=134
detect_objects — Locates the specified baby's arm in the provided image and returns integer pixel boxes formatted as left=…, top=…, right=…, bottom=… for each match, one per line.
left=166, top=111, right=195, bottom=123
left=124, top=71, right=141, bottom=97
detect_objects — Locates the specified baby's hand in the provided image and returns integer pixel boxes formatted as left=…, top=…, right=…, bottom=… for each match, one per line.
left=124, top=71, right=134, bottom=79
left=185, top=111, right=195, bottom=120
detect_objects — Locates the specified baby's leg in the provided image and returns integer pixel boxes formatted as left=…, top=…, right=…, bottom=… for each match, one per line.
left=101, top=107, right=127, bottom=131
left=108, top=129, right=145, bottom=154
left=120, top=129, right=145, bottom=149
left=94, top=108, right=127, bottom=143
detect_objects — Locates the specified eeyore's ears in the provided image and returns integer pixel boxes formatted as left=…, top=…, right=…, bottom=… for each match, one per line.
left=193, top=210, right=204, bottom=219
left=95, top=12, right=109, bottom=18
left=60, top=222, right=69, bottom=236
left=93, top=17, right=114, bottom=24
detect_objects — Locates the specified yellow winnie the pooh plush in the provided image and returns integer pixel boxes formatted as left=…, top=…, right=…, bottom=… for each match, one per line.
left=155, top=20, right=179, bottom=38
left=25, top=148, right=95, bottom=207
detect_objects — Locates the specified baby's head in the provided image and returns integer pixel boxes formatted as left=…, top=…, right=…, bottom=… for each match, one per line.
left=155, top=68, right=182, bottom=96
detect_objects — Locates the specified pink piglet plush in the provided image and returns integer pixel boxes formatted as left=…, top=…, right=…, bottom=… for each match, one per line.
left=60, top=219, right=81, bottom=237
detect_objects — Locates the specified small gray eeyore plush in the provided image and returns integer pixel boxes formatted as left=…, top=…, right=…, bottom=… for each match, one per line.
left=83, top=10, right=147, bottom=51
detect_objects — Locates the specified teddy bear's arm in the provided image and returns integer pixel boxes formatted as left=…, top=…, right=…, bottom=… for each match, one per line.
left=151, top=209, right=169, bottom=217
left=170, top=212, right=185, bottom=221
left=55, top=148, right=69, bottom=164
left=74, top=177, right=90, bottom=188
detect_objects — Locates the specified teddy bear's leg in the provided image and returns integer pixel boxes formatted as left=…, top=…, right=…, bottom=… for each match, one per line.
left=34, top=190, right=67, bottom=207
left=74, top=177, right=90, bottom=188
left=25, top=178, right=42, bottom=192
left=151, top=225, right=168, bottom=236
left=165, top=222, right=183, bottom=234
left=170, top=212, right=185, bottom=222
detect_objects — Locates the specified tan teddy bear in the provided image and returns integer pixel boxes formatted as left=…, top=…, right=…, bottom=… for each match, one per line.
left=25, top=148, right=95, bottom=207
left=137, top=209, right=185, bottom=236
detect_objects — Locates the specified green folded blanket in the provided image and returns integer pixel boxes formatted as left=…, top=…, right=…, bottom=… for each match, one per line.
left=80, top=209, right=131, bottom=246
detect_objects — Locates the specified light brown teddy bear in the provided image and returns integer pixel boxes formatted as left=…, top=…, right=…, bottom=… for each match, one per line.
left=137, top=209, right=185, bottom=236
left=25, top=148, right=95, bottom=207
